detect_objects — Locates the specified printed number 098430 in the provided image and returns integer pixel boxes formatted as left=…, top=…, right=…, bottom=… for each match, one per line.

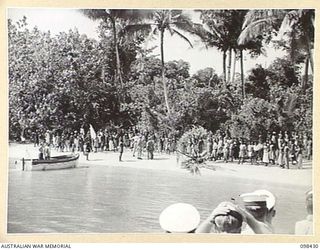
left=300, top=244, right=319, bottom=248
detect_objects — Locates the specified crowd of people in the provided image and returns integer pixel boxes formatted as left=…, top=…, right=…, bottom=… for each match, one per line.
left=31, top=127, right=312, bottom=169
left=159, top=189, right=313, bottom=235
left=31, top=127, right=179, bottom=161
left=181, top=130, right=312, bottom=169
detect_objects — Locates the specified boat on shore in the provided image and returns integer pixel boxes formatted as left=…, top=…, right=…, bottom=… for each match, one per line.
left=22, top=154, right=80, bottom=171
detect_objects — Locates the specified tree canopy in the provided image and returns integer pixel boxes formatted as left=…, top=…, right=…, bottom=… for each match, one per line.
left=8, top=9, right=313, bottom=141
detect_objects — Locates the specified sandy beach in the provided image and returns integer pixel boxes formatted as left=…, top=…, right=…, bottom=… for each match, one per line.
left=9, top=143, right=312, bottom=188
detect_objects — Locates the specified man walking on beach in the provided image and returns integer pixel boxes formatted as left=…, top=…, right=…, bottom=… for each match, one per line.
left=137, top=135, right=143, bottom=160
left=119, top=139, right=124, bottom=162
left=146, top=136, right=155, bottom=160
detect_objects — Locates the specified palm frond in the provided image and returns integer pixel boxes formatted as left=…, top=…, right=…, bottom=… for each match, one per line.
left=80, top=9, right=109, bottom=20
left=171, top=28, right=193, bottom=48
left=173, top=12, right=192, bottom=25
left=170, top=10, right=184, bottom=19
left=109, top=9, right=153, bottom=21
left=167, top=25, right=174, bottom=36
left=277, top=10, right=299, bottom=39
left=283, top=94, right=298, bottom=116
left=242, top=10, right=274, bottom=29
left=119, top=23, right=152, bottom=36
left=204, top=23, right=223, bottom=42
left=187, top=23, right=220, bottom=49
left=171, top=20, right=193, bottom=33
left=143, top=26, right=158, bottom=46
left=238, top=18, right=271, bottom=45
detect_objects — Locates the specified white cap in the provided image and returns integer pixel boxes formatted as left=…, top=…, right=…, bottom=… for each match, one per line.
left=159, top=203, right=200, bottom=233
left=240, top=189, right=276, bottom=210
left=306, top=190, right=312, bottom=200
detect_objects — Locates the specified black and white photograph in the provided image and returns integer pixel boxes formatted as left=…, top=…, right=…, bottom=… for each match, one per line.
left=7, top=8, right=314, bottom=236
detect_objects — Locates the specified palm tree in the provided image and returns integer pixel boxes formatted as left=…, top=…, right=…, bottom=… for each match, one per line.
left=80, top=9, right=150, bottom=88
left=193, top=10, right=232, bottom=86
left=238, top=9, right=314, bottom=88
left=124, top=10, right=194, bottom=115
left=194, top=10, right=264, bottom=98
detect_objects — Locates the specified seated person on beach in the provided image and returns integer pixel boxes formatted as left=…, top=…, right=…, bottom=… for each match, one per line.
left=295, top=190, right=313, bottom=235
left=159, top=203, right=200, bottom=233
left=240, top=189, right=276, bottom=234
left=195, top=202, right=243, bottom=233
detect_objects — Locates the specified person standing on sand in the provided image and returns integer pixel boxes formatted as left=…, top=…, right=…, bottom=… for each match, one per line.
left=262, top=142, right=269, bottom=166
left=132, top=133, right=139, bottom=157
left=307, top=137, right=312, bottom=160
left=223, top=143, right=229, bottom=163
left=94, top=136, right=99, bottom=153
left=289, top=142, right=297, bottom=165
left=248, top=142, right=255, bottom=165
left=146, top=136, right=155, bottom=160
left=109, top=134, right=114, bottom=152
left=119, top=139, right=124, bottom=162
left=55, top=133, right=61, bottom=151
left=44, top=143, right=51, bottom=160
left=212, top=139, right=218, bottom=161
left=78, top=134, right=84, bottom=152
left=296, top=144, right=303, bottom=169
left=65, top=133, right=70, bottom=152
left=137, top=135, right=143, bottom=160
left=284, top=142, right=290, bottom=169
left=278, top=143, right=285, bottom=168
left=238, top=141, right=246, bottom=164
left=207, top=135, right=213, bottom=159
left=269, top=143, right=275, bottom=165
left=33, top=131, right=40, bottom=147
left=84, top=141, right=91, bottom=161
left=159, top=135, right=164, bottom=154
left=38, top=144, right=44, bottom=160
left=105, top=131, right=110, bottom=151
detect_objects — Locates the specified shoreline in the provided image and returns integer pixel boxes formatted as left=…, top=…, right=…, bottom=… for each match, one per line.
left=9, top=143, right=312, bottom=187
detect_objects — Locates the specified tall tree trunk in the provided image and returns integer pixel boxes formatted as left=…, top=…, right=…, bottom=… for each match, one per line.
left=303, top=57, right=309, bottom=91
left=160, top=29, right=171, bottom=115
left=305, top=34, right=314, bottom=74
left=101, top=66, right=105, bottom=84
left=240, top=49, right=245, bottom=99
left=223, top=50, right=227, bottom=88
left=111, top=18, right=123, bottom=88
left=208, top=69, right=214, bottom=87
left=290, top=29, right=296, bottom=64
left=231, top=49, right=237, bottom=83
left=227, top=48, right=232, bottom=84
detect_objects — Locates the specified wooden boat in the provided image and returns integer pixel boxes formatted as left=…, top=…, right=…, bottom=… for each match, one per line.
left=22, top=154, right=80, bottom=171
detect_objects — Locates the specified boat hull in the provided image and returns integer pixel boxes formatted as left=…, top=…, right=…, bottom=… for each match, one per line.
left=24, top=154, right=80, bottom=171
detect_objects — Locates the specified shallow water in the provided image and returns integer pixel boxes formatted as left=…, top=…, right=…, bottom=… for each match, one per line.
left=7, top=162, right=308, bottom=234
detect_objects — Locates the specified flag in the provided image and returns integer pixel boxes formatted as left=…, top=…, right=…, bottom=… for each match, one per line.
left=89, top=124, right=96, bottom=139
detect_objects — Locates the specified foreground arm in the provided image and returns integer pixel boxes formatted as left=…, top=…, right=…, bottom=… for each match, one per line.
left=236, top=206, right=273, bottom=234
left=195, top=206, right=230, bottom=233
